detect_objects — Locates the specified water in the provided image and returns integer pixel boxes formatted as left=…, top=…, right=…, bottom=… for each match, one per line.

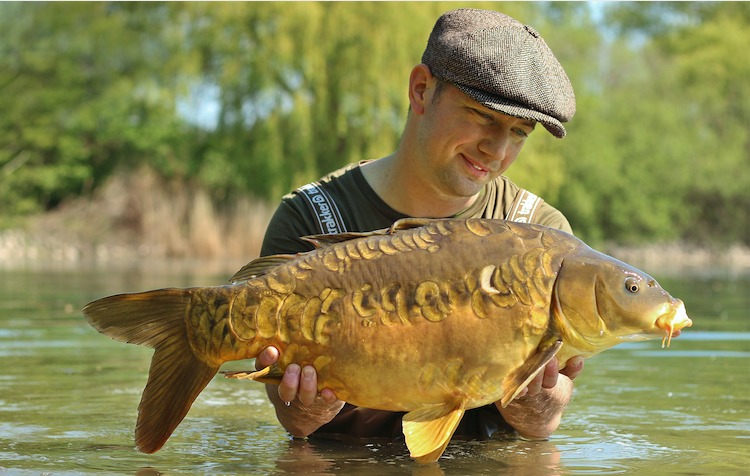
left=1, top=261, right=748, bottom=475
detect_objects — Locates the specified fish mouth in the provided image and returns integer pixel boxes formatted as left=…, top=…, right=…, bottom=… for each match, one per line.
left=655, top=299, right=692, bottom=348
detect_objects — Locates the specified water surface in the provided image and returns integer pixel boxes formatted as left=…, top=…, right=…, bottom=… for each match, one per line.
left=1, top=261, right=748, bottom=475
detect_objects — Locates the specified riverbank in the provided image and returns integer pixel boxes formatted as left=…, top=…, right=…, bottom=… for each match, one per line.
left=2, top=218, right=749, bottom=278
left=603, top=241, right=750, bottom=278
left=0, top=167, right=275, bottom=266
left=1, top=167, right=748, bottom=277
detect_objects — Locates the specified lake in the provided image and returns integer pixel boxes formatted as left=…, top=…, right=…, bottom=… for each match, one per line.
left=1, top=259, right=748, bottom=475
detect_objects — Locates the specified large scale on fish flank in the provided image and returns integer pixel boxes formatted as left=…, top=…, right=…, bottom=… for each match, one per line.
left=83, top=217, right=692, bottom=464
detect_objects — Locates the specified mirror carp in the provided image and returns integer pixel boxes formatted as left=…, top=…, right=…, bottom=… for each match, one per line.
left=83, top=218, right=692, bottom=463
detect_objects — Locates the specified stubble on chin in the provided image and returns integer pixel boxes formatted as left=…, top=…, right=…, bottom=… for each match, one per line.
left=434, top=164, right=485, bottom=200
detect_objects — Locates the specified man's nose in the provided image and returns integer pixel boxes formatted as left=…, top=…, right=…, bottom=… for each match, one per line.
left=478, top=132, right=508, bottom=161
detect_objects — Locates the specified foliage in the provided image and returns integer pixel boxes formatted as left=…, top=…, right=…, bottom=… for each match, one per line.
left=0, top=2, right=747, bottom=246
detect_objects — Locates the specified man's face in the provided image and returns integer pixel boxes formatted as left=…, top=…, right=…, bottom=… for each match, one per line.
left=415, top=81, right=536, bottom=200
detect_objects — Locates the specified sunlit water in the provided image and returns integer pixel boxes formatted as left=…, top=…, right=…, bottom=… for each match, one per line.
left=1, top=261, right=748, bottom=475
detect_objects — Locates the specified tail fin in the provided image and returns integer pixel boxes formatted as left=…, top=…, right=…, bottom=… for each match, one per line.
left=83, top=288, right=221, bottom=453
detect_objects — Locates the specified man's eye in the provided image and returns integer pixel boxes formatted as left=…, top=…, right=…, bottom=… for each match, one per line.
left=473, top=109, right=493, bottom=121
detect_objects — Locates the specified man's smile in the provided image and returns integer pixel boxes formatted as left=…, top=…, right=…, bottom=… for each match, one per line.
left=461, top=154, right=493, bottom=178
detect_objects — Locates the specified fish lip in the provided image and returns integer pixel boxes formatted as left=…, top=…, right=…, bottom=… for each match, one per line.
left=655, top=300, right=692, bottom=347
left=655, top=300, right=692, bottom=333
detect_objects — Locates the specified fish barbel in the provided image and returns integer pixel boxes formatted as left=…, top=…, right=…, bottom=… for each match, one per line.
left=83, top=218, right=692, bottom=463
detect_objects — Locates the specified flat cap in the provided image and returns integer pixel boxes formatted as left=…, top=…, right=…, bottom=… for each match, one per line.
left=422, top=8, right=576, bottom=138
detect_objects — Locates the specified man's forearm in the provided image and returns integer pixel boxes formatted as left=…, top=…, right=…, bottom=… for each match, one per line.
left=496, top=374, right=574, bottom=439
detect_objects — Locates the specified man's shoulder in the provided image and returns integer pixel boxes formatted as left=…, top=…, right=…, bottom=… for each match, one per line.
left=275, top=163, right=361, bottom=236
left=492, top=176, right=572, bottom=234
left=263, top=162, right=396, bottom=256
left=280, top=162, right=361, bottom=205
left=309, top=162, right=362, bottom=189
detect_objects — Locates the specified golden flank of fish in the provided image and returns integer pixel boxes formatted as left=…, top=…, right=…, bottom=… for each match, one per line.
left=83, top=218, right=692, bottom=463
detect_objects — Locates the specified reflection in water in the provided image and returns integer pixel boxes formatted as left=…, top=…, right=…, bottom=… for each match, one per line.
left=135, top=468, right=164, bottom=476
left=267, top=436, right=563, bottom=475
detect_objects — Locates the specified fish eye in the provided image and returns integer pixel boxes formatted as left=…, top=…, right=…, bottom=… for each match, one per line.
left=625, top=277, right=640, bottom=293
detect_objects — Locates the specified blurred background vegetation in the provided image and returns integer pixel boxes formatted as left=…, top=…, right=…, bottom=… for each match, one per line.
left=0, top=2, right=748, bottom=259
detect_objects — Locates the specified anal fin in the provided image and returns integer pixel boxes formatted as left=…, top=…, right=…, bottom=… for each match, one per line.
left=402, top=403, right=465, bottom=464
left=501, top=337, right=563, bottom=407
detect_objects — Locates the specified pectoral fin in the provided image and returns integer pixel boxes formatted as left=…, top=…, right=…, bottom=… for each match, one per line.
left=222, top=364, right=284, bottom=385
left=402, top=403, right=465, bottom=464
left=301, top=231, right=383, bottom=248
left=501, top=337, right=563, bottom=407
left=388, top=217, right=434, bottom=232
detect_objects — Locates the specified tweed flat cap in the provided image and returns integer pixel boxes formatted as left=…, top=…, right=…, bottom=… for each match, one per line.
left=422, top=8, right=576, bottom=138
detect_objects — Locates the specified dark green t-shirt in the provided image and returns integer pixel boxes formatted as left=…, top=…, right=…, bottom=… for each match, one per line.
left=259, top=162, right=572, bottom=441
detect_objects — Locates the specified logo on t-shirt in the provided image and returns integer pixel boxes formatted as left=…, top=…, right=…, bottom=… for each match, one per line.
left=507, top=189, right=542, bottom=224
left=298, top=182, right=348, bottom=234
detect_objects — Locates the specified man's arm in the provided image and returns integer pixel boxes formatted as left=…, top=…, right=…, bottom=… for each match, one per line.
left=497, top=356, right=584, bottom=438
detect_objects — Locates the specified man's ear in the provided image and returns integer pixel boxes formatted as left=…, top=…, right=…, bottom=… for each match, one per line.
left=408, top=64, right=434, bottom=116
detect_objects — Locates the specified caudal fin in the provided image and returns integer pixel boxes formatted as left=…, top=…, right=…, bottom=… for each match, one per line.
left=83, top=289, right=221, bottom=453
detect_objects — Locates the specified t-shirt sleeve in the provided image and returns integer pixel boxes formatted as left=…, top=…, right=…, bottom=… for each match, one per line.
left=534, top=203, right=574, bottom=235
left=260, top=198, right=318, bottom=257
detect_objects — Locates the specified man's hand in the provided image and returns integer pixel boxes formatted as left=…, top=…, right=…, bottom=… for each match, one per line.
left=256, top=346, right=343, bottom=437
left=496, top=355, right=584, bottom=439
left=256, top=346, right=338, bottom=406
left=512, top=355, right=584, bottom=400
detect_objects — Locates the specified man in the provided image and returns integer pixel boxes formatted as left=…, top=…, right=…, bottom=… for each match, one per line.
left=255, top=8, right=584, bottom=444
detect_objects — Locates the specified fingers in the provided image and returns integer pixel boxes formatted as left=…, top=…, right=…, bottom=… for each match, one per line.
left=319, top=388, right=338, bottom=405
left=255, top=346, right=279, bottom=370
left=278, top=364, right=334, bottom=407
left=257, top=346, right=339, bottom=407
left=511, top=356, right=585, bottom=403
left=541, top=358, right=560, bottom=389
left=524, top=358, right=559, bottom=397
left=560, top=356, right=584, bottom=380
left=278, top=364, right=301, bottom=403
left=297, top=366, right=319, bottom=406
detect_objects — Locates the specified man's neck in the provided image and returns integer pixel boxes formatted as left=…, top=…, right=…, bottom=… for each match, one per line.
left=360, top=154, right=479, bottom=218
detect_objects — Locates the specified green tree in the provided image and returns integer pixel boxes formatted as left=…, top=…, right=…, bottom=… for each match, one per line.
left=0, top=2, right=189, bottom=216
left=557, top=2, right=749, bottom=245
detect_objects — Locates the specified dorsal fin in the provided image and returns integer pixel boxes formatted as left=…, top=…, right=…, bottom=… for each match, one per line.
left=229, top=255, right=297, bottom=283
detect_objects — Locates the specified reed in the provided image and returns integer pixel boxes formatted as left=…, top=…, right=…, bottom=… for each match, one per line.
left=1, top=166, right=276, bottom=262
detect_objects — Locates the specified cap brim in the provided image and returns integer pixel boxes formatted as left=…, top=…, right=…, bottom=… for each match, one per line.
left=453, top=82, right=567, bottom=138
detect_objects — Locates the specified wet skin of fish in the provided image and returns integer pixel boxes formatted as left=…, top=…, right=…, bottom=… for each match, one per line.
left=83, top=218, right=692, bottom=463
